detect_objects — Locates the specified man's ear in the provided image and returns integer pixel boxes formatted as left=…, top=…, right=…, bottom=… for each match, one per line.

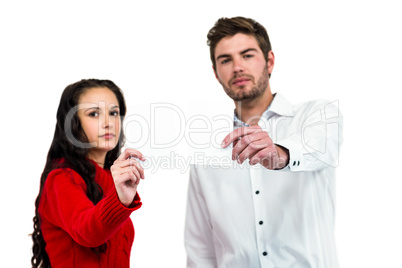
left=267, top=50, right=275, bottom=75
left=213, top=65, right=219, bottom=81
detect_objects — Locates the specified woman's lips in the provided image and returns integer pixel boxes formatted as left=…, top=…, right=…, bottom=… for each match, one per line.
left=100, top=134, right=115, bottom=139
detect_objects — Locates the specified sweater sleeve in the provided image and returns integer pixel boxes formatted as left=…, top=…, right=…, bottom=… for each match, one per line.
left=39, top=168, right=142, bottom=248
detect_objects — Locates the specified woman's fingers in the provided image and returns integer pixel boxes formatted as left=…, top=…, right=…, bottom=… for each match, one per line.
left=112, top=149, right=145, bottom=179
left=117, top=148, right=145, bottom=162
left=113, top=165, right=143, bottom=182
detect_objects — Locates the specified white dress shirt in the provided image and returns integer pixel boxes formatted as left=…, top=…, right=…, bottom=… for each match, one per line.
left=185, top=93, right=342, bottom=268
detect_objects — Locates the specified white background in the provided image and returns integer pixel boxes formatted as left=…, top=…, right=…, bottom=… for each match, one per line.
left=1, top=0, right=401, bottom=267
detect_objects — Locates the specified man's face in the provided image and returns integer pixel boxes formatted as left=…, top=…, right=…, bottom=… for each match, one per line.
left=213, top=33, right=273, bottom=101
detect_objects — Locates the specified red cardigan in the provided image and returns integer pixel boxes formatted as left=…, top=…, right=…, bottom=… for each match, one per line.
left=38, top=161, right=142, bottom=267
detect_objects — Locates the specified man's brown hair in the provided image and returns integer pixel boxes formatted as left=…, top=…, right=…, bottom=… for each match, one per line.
left=207, top=16, right=272, bottom=72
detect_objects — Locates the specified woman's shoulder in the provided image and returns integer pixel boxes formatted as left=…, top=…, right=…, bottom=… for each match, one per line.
left=45, top=159, right=88, bottom=189
left=45, top=158, right=113, bottom=189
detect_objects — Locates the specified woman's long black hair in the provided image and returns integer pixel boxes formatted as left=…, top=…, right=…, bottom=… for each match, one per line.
left=31, top=79, right=127, bottom=267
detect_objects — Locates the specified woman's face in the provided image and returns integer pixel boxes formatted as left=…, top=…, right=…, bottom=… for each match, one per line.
left=77, top=87, right=121, bottom=157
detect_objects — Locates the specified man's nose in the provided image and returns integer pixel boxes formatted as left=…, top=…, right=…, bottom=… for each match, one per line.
left=233, top=58, right=245, bottom=74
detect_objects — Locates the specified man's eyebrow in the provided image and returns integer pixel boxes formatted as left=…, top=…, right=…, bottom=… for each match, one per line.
left=216, top=48, right=258, bottom=61
left=216, top=54, right=231, bottom=61
left=240, top=48, right=258, bottom=54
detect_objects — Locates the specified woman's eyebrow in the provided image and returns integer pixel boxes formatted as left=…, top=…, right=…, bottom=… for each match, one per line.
left=84, top=106, right=100, bottom=112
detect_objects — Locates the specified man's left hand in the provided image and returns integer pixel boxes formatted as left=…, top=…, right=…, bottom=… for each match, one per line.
left=221, top=126, right=289, bottom=170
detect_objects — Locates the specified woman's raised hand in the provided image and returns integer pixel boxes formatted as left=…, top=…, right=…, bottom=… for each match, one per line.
left=111, top=148, right=145, bottom=207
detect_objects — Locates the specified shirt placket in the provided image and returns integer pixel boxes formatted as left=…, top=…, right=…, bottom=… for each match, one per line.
left=249, top=165, right=277, bottom=268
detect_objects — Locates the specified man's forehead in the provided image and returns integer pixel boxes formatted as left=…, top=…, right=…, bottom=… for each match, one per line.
left=215, top=33, right=261, bottom=57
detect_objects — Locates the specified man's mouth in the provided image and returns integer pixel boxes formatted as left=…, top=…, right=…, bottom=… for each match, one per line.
left=232, top=78, right=251, bottom=86
left=230, top=75, right=254, bottom=86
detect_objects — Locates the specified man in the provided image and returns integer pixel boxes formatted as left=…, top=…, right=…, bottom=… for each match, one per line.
left=185, top=17, right=342, bottom=268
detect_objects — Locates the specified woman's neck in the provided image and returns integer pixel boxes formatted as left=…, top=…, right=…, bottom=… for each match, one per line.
left=87, top=150, right=107, bottom=168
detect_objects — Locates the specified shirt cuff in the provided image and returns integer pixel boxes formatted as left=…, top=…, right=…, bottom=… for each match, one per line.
left=276, top=136, right=304, bottom=172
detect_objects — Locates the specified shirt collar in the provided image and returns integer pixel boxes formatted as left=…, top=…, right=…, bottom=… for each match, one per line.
left=233, top=93, right=294, bottom=126
left=263, top=93, right=294, bottom=118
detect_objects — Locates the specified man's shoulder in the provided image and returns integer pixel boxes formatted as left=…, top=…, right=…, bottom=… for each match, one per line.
left=291, top=97, right=340, bottom=119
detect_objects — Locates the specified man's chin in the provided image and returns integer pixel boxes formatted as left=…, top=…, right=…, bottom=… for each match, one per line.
left=228, top=90, right=259, bottom=101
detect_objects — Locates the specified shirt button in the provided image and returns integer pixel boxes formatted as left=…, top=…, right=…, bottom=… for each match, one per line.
left=259, top=221, right=263, bottom=225
left=262, top=251, right=268, bottom=256
left=255, top=190, right=260, bottom=194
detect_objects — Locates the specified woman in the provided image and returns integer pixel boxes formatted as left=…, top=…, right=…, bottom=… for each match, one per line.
left=31, top=79, right=145, bottom=267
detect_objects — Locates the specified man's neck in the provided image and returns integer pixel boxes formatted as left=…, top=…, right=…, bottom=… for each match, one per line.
left=234, top=89, right=273, bottom=126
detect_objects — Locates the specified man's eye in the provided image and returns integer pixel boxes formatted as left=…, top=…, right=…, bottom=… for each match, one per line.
left=244, top=54, right=253, bottom=59
left=221, top=58, right=231, bottom=64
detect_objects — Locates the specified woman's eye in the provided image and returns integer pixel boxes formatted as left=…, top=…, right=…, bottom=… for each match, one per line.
left=89, top=112, right=99, bottom=117
left=110, top=111, right=119, bottom=116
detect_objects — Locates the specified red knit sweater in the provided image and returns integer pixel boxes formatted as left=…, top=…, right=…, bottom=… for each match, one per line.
left=38, top=161, right=142, bottom=267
